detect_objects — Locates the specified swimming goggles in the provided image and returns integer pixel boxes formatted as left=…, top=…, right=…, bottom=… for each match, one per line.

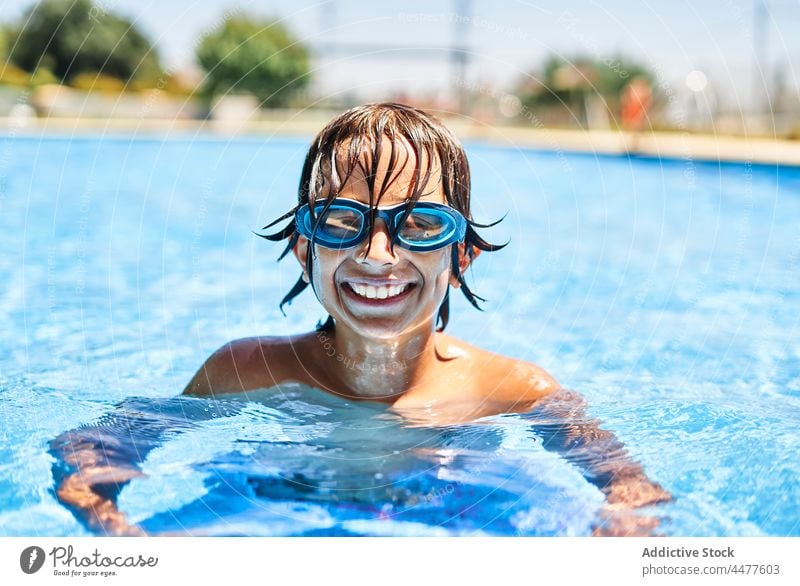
left=295, top=197, right=467, bottom=252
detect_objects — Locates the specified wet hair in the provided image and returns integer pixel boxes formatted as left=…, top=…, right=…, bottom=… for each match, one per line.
left=258, top=102, right=506, bottom=332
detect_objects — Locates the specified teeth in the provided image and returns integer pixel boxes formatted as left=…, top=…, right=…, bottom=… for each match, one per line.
left=348, top=283, right=409, bottom=299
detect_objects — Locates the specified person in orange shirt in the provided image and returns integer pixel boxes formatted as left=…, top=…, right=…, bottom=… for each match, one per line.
left=621, top=76, right=653, bottom=132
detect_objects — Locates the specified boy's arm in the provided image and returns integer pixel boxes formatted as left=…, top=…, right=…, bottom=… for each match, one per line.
left=52, top=432, right=145, bottom=536
left=530, top=388, right=672, bottom=535
left=53, top=338, right=254, bottom=534
left=50, top=401, right=185, bottom=536
left=54, top=336, right=263, bottom=536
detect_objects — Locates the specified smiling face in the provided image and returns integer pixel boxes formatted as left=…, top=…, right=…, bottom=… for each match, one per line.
left=293, top=137, right=471, bottom=340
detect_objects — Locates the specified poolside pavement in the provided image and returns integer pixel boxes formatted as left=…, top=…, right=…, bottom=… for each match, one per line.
left=3, top=114, right=799, bottom=167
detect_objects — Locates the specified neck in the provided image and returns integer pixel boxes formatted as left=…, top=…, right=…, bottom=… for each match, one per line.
left=317, top=320, right=442, bottom=401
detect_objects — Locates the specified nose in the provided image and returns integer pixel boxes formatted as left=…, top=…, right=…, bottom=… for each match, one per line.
left=356, top=218, right=399, bottom=266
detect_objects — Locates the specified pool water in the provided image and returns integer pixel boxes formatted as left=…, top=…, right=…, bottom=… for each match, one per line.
left=0, top=133, right=798, bottom=536
left=50, top=388, right=607, bottom=536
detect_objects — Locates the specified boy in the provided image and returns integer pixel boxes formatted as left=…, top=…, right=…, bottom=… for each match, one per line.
left=185, top=102, right=556, bottom=423
left=53, top=103, right=670, bottom=536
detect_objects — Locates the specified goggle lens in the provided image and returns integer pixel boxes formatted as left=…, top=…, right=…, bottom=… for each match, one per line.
left=319, top=208, right=363, bottom=240
left=296, top=199, right=466, bottom=252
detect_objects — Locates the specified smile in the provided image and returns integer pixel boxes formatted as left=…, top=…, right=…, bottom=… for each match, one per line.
left=343, top=281, right=416, bottom=304
left=348, top=282, right=410, bottom=299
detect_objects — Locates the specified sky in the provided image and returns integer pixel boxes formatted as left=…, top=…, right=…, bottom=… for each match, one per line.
left=2, top=0, right=799, bottom=109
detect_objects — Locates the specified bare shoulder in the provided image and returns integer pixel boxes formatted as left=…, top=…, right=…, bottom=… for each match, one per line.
left=485, top=353, right=561, bottom=404
left=438, top=334, right=560, bottom=405
left=182, top=334, right=315, bottom=396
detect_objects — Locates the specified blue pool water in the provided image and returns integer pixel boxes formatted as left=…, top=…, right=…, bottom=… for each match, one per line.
left=0, top=133, right=798, bottom=536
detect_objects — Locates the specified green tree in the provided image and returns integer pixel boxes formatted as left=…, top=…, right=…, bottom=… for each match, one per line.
left=516, top=54, right=653, bottom=127
left=8, top=0, right=161, bottom=86
left=196, top=15, right=310, bottom=107
left=0, top=25, right=7, bottom=62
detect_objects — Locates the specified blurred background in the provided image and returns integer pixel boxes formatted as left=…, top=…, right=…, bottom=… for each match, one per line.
left=1, top=0, right=798, bottom=140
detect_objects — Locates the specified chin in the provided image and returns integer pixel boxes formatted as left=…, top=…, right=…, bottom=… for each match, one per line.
left=348, top=320, right=410, bottom=340
left=336, top=312, right=433, bottom=340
